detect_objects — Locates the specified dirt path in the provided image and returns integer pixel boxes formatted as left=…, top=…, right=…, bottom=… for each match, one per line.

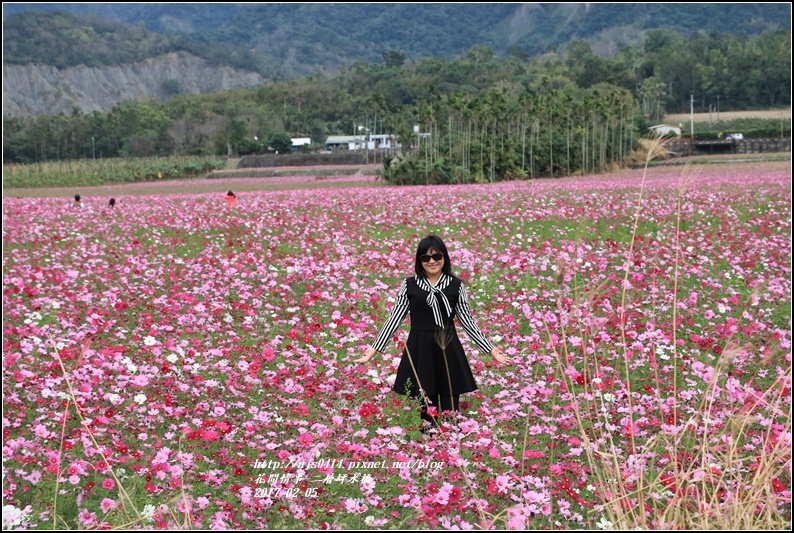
left=5, top=159, right=790, bottom=199
left=3, top=175, right=383, bottom=199
left=664, top=109, right=791, bottom=123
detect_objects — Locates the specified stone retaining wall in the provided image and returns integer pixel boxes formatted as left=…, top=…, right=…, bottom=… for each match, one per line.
left=668, top=138, right=791, bottom=156
left=731, top=138, right=791, bottom=154
left=237, top=151, right=387, bottom=168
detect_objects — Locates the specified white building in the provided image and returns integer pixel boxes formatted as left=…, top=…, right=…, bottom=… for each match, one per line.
left=291, top=138, right=311, bottom=151
left=648, top=124, right=682, bottom=137
left=325, top=134, right=401, bottom=151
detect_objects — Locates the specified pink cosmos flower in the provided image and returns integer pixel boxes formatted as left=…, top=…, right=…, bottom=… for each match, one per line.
left=78, top=509, right=96, bottom=525
left=201, top=429, right=220, bottom=442
left=262, top=347, right=275, bottom=361
left=131, top=375, right=149, bottom=388
left=99, top=498, right=116, bottom=513
left=507, top=506, right=527, bottom=530
left=176, top=498, right=192, bottom=514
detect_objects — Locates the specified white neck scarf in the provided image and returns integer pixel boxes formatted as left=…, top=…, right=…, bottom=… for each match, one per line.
left=416, top=274, right=452, bottom=328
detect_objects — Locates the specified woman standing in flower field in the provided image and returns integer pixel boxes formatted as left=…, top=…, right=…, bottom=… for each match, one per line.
left=355, top=235, right=513, bottom=428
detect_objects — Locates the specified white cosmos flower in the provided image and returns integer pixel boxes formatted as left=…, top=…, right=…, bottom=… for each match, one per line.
left=2, top=505, right=30, bottom=528
left=596, top=516, right=614, bottom=530
left=142, top=504, right=156, bottom=521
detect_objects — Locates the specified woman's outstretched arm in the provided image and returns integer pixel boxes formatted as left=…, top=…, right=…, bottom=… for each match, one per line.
left=456, top=283, right=513, bottom=364
left=355, top=279, right=409, bottom=363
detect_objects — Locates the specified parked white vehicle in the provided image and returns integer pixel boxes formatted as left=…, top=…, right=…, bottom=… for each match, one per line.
left=726, top=133, right=744, bottom=141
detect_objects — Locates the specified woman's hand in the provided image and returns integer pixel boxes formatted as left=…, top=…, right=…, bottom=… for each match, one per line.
left=354, top=347, right=378, bottom=364
left=489, top=347, right=514, bottom=365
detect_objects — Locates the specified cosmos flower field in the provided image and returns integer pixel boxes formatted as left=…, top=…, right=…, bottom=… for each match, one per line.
left=2, top=162, right=791, bottom=529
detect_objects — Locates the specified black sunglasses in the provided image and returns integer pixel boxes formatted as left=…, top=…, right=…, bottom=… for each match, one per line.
left=420, top=253, right=444, bottom=263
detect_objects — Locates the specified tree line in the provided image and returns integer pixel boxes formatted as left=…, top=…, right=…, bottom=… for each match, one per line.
left=3, top=29, right=790, bottom=182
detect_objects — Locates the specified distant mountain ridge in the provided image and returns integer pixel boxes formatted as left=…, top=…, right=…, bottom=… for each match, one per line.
left=4, top=3, right=789, bottom=68
left=2, top=3, right=790, bottom=117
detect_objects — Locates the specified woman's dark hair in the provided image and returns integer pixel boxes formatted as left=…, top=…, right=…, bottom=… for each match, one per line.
left=74, top=194, right=81, bottom=202
left=414, top=235, right=459, bottom=280
left=227, top=190, right=236, bottom=197
left=109, top=198, right=116, bottom=206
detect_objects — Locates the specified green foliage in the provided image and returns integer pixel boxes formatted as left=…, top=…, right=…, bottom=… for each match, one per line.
left=268, top=132, right=293, bottom=154
left=702, top=118, right=791, bottom=136
left=232, top=137, right=265, bottom=156
left=160, top=79, right=183, bottom=98
left=2, top=157, right=226, bottom=188
left=2, top=10, right=179, bottom=68
left=648, top=30, right=792, bottom=112
left=688, top=118, right=792, bottom=140
left=382, top=154, right=421, bottom=186
left=382, top=50, right=406, bottom=69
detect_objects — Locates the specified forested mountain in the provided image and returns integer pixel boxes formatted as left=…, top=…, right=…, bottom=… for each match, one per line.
left=3, top=3, right=791, bottom=119
left=4, top=3, right=790, bottom=77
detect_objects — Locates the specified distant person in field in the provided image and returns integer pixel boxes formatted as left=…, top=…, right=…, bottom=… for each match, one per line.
left=109, top=198, right=116, bottom=208
left=225, top=190, right=237, bottom=206
left=74, top=194, right=83, bottom=208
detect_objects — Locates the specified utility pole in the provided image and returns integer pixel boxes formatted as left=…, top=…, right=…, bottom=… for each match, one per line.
left=690, top=94, right=694, bottom=141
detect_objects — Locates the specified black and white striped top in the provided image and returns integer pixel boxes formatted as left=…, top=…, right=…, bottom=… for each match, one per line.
left=371, top=273, right=495, bottom=354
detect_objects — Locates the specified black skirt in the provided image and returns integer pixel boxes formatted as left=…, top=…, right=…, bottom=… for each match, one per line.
left=391, top=277, right=478, bottom=397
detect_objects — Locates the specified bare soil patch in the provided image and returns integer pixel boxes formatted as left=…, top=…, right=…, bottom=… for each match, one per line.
left=664, top=109, right=791, bottom=123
